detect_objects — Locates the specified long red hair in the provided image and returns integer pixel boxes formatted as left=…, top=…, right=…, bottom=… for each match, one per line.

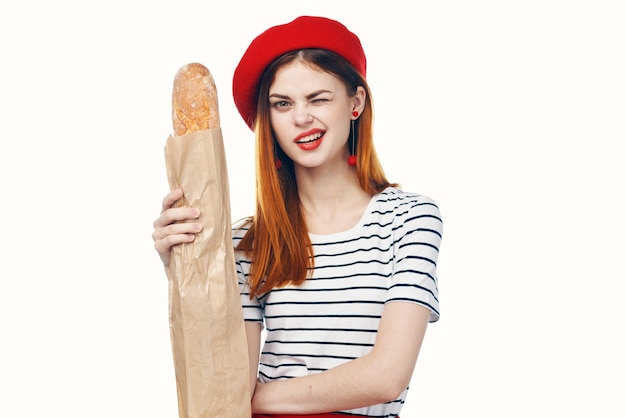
left=236, top=49, right=397, bottom=297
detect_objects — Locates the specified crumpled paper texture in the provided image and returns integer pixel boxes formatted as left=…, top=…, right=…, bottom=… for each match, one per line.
left=164, top=128, right=251, bottom=418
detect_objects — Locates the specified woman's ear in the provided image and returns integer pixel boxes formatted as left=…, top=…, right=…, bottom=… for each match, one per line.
left=352, top=86, right=367, bottom=115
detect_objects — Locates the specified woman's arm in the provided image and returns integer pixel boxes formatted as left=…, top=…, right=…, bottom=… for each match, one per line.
left=245, top=321, right=262, bottom=398
left=251, top=302, right=431, bottom=414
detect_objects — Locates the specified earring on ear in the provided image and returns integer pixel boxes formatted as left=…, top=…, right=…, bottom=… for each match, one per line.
left=348, top=113, right=358, bottom=166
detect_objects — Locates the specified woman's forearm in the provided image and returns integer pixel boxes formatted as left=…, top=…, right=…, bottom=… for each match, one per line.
left=251, top=303, right=429, bottom=414
left=251, top=352, right=400, bottom=414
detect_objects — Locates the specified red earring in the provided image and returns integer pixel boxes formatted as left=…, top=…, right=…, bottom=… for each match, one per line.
left=352, top=111, right=359, bottom=117
left=348, top=118, right=357, bottom=166
left=275, top=158, right=282, bottom=170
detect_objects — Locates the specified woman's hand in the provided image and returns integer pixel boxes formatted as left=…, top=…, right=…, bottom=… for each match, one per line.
left=152, top=189, right=202, bottom=268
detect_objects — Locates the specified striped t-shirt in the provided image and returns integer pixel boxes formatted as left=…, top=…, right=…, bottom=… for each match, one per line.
left=233, top=187, right=442, bottom=417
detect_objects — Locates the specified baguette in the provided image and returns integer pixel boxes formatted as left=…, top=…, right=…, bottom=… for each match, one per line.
left=172, top=63, right=220, bottom=134
left=165, top=63, right=251, bottom=417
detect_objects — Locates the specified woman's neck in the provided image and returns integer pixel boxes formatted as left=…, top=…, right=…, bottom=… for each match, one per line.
left=295, top=165, right=372, bottom=235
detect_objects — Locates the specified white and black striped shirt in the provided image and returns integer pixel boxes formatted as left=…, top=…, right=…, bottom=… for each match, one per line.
left=234, top=187, right=442, bottom=417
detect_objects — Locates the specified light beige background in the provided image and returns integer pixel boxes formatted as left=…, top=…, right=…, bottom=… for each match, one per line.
left=1, top=1, right=624, bottom=416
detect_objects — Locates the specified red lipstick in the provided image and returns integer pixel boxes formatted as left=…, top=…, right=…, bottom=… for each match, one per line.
left=294, top=129, right=325, bottom=151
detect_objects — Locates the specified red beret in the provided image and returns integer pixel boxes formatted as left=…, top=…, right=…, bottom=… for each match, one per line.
left=232, top=16, right=367, bottom=130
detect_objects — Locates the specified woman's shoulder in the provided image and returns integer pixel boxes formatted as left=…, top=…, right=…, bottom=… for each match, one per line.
left=376, top=187, right=443, bottom=238
left=231, top=216, right=253, bottom=240
left=376, top=186, right=440, bottom=214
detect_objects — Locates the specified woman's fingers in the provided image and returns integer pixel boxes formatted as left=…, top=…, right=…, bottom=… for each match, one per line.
left=153, top=218, right=203, bottom=266
left=152, top=189, right=202, bottom=267
left=162, top=188, right=184, bottom=212
left=152, top=217, right=202, bottom=244
left=153, top=205, right=200, bottom=229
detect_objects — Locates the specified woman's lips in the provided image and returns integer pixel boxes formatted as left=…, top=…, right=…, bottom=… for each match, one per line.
left=294, top=129, right=325, bottom=151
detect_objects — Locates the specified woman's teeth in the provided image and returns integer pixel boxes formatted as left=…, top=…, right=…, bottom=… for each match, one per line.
left=297, top=132, right=323, bottom=143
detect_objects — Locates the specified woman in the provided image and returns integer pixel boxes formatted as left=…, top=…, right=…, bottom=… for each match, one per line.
left=153, top=16, right=443, bottom=417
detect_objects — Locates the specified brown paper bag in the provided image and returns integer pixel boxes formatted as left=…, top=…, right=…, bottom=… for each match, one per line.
left=164, top=128, right=251, bottom=418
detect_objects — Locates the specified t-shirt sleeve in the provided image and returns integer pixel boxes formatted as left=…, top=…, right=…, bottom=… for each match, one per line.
left=386, top=195, right=443, bottom=322
left=232, top=223, right=264, bottom=327
left=236, top=254, right=264, bottom=326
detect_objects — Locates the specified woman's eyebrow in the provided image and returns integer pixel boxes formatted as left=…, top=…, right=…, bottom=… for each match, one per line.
left=269, top=93, right=290, bottom=100
left=306, top=89, right=333, bottom=99
left=269, top=90, right=333, bottom=100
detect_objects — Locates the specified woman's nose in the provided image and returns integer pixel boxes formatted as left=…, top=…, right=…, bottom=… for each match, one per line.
left=293, top=103, right=313, bottom=125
